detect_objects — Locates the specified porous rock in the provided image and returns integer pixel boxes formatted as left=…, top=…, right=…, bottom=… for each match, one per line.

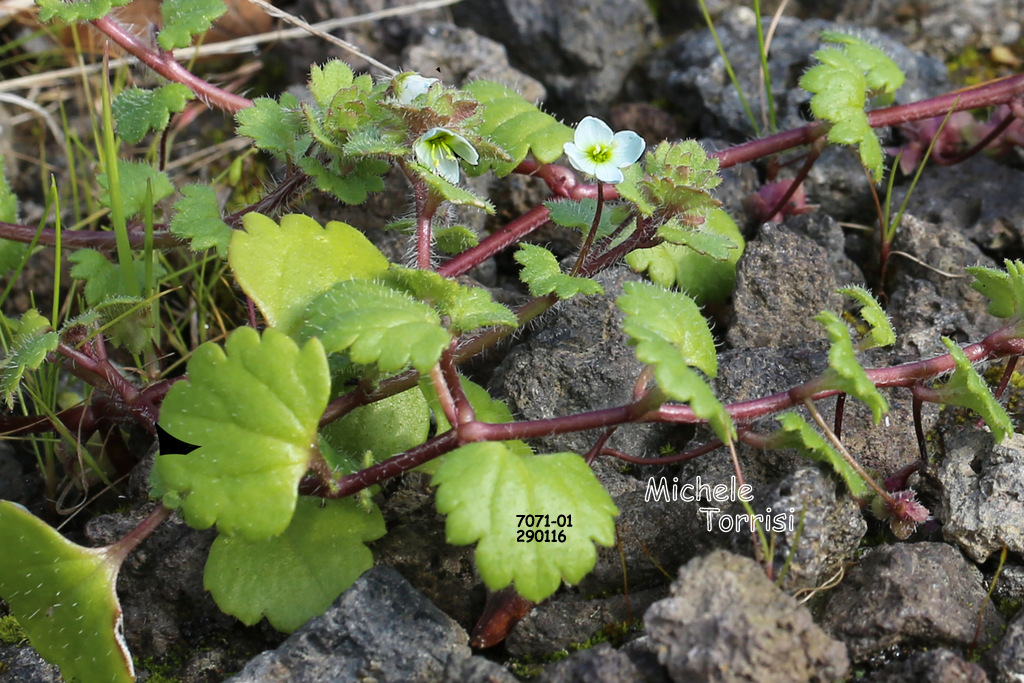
left=644, top=550, right=849, bottom=683
left=820, top=542, right=1004, bottom=660
left=937, top=428, right=1024, bottom=564
left=536, top=642, right=669, bottom=683
left=228, top=566, right=471, bottom=682
left=870, top=647, right=988, bottom=683
left=991, top=608, right=1024, bottom=683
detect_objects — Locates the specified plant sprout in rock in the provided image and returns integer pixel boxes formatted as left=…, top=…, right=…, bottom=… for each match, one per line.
left=3, top=3, right=1024, bottom=680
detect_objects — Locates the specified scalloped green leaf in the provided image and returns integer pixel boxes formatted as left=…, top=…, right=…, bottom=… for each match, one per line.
left=236, top=95, right=311, bottom=163
left=204, top=496, right=385, bottom=633
left=97, top=160, right=174, bottom=217
left=771, top=412, right=870, bottom=498
left=968, top=259, right=1024, bottom=321
left=0, top=501, right=133, bottom=682
left=385, top=266, right=517, bottom=335
left=36, top=0, right=132, bottom=22
left=514, top=244, right=604, bottom=299
left=229, top=213, right=390, bottom=335
left=935, top=337, right=1012, bottom=443
left=434, top=225, right=479, bottom=255
left=432, top=442, right=618, bottom=602
left=299, top=279, right=450, bottom=373
left=91, top=295, right=156, bottom=354
left=298, top=156, right=390, bottom=205
left=463, top=79, right=573, bottom=175
left=158, top=0, right=227, bottom=49
left=69, top=249, right=166, bottom=305
left=112, top=84, right=193, bottom=144
left=838, top=285, right=895, bottom=350
left=814, top=311, right=889, bottom=423
left=0, top=310, right=58, bottom=408
left=627, top=208, right=744, bottom=306
left=170, top=184, right=232, bottom=258
left=618, top=282, right=733, bottom=440
left=819, top=31, right=905, bottom=98
left=657, top=218, right=738, bottom=260
left=309, top=60, right=355, bottom=109
left=155, top=327, right=330, bottom=540
left=544, top=198, right=631, bottom=240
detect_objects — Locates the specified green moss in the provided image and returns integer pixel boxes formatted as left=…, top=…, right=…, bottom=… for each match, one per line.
left=504, top=619, right=641, bottom=679
left=0, top=615, right=28, bottom=645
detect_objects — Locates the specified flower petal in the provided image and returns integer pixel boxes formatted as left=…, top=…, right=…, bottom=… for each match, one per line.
left=447, top=133, right=480, bottom=165
left=574, top=116, right=614, bottom=147
left=610, top=130, right=646, bottom=168
left=593, top=165, right=625, bottom=184
left=394, top=72, right=438, bottom=105
left=563, top=141, right=599, bottom=177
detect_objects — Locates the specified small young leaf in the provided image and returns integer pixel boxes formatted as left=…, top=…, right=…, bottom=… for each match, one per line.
left=170, top=184, right=232, bottom=258
left=69, top=249, right=166, bottom=305
left=236, top=95, right=312, bottom=163
left=463, top=79, right=573, bottom=175
left=934, top=337, right=1012, bottom=443
left=97, top=160, right=174, bottom=217
left=91, top=295, right=157, bottom=354
left=618, top=282, right=733, bottom=440
left=204, top=496, right=385, bottom=633
left=36, top=0, right=132, bottom=22
left=298, top=156, right=390, bottom=205
left=514, top=243, right=604, bottom=299
left=229, top=213, right=390, bottom=335
left=814, top=311, right=889, bottom=423
left=158, top=0, right=227, bottom=49
left=299, top=279, right=451, bottom=373
left=838, top=285, right=895, bottom=350
left=155, top=327, right=330, bottom=540
left=968, top=259, right=1024, bottom=321
left=0, top=501, right=133, bottom=682
left=818, top=31, right=905, bottom=99
left=771, top=412, right=870, bottom=498
left=309, top=60, right=355, bottom=109
left=434, top=225, right=479, bottom=255
left=432, top=443, right=618, bottom=602
left=0, top=310, right=58, bottom=407
left=112, top=84, right=193, bottom=144
left=386, top=266, right=517, bottom=334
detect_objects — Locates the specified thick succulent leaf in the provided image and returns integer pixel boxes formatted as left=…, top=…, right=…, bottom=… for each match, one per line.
left=170, top=184, right=232, bottom=258
left=97, top=160, right=174, bottom=217
left=814, top=311, right=889, bottom=423
left=299, top=279, right=450, bottom=373
left=0, top=502, right=133, bottom=682
left=618, top=281, right=717, bottom=377
left=432, top=443, right=618, bottom=602
left=771, top=413, right=870, bottom=498
left=934, top=337, right=1012, bottom=443
left=204, top=496, right=385, bottom=633
left=112, top=84, right=193, bottom=144
left=514, top=244, right=603, bottom=299
left=463, top=79, right=573, bottom=175
left=968, top=259, right=1024, bottom=321
left=838, top=285, right=895, bottom=350
left=155, top=327, right=330, bottom=540
left=0, top=310, right=58, bottom=408
left=229, top=213, right=389, bottom=335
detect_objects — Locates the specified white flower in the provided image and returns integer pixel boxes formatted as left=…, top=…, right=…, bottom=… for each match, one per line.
left=414, top=127, right=479, bottom=184
left=393, top=72, right=438, bottom=105
left=563, top=116, right=645, bottom=184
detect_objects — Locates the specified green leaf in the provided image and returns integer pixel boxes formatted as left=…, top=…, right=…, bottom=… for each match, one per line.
left=229, top=213, right=390, bottom=335
left=0, top=501, right=133, bottom=682
left=97, top=160, right=174, bottom=217
left=321, top=387, right=430, bottom=463
left=0, top=155, right=26, bottom=273
left=657, top=218, right=738, bottom=260
left=640, top=140, right=722, bottom=218
left=818, top=31, right=905, bottom=98
left=158, top=0, right=227, bottom=49
left=91, top=295, right=156, bottom=354
left=627, top=208, right=744, bottom=306
left=771, top=413, right=870, bottom=498
left=544, top=198, right=631, bottom=240
left=409, top=162, right=495, bottom=213
left=968, top=259, right=1024, bottom=321
left=170, top=184, right=232, bottom=258
left=814, top=311, right=889, bottom=423
left=69, top=249, right=166, bottom=305
left=838, top=285, right=895, bottom=350
left=934, top=337, right=1012, bottom=443
left=386, top=266, right=517, bottom=335
left=298, top=156, right=390, bottom=205
left=36, top=0, right=132, bottom=22
left=299, top=279, right=451, bottom=373
left=112, top=84, right=193, bottom=144
left=236, top=95, right=311, bottom=163
left=309, top=60, right=355, bottom=109
left=155, top=327, right=330, bottom=540
left=464, top=80, right=573, bottom=175
left=432, top=443, right=618, bottom=602
left=434, top=225, right=479, bottom=255
left=618, top=282, right=733, bottom=440
left=514, top=244, right=604, bottom=299
left=0, top=310, right=58, bottom=408
left=204, top=496, right=385, bottom=633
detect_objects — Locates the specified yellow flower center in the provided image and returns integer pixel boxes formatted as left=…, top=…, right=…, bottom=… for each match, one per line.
left=587, top=143, right=614, bottom=164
